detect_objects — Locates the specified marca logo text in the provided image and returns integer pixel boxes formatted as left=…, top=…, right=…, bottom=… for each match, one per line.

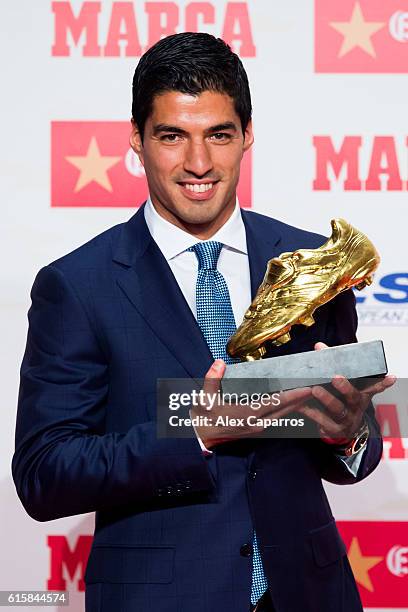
left=51, top=1, right=256, bottom=57
left=313, top=136, right=408, bottom=191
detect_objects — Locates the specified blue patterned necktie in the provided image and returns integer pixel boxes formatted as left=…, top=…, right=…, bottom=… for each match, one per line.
left=188, top=241, right=268, bottom=605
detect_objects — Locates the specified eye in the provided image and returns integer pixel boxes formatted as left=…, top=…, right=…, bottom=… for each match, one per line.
left=160, top=134, right=182, bottom=143
left=210, top=133, right=232, bottom=142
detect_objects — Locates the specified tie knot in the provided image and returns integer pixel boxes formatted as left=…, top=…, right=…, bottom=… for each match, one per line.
left=189, top=241, right=223, bottom=270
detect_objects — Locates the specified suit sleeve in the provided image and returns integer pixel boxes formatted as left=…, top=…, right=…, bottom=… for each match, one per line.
left=311, top=288, right=383, bottom=485
left=12, top=265, right=216, bottom=522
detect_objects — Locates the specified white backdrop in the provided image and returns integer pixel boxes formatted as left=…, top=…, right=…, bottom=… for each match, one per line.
left=1, top=1, right=407, bottom=610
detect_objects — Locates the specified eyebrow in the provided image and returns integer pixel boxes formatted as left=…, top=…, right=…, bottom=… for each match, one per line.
left=207, top=122, right=238, bottom=134
left=152, top=122, right=238, bottom=136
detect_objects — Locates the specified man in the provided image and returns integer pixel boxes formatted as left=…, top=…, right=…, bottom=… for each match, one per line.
left=13, top=33, right=394, bottom=612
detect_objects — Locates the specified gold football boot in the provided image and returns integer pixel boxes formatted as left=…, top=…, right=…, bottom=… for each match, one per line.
left=227, top=218, right=380, bottom=361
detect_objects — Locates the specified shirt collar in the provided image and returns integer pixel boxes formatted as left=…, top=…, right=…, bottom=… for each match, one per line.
left=144, top=196, right=248, bottom=261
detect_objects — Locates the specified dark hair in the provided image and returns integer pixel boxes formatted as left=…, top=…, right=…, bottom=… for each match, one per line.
left=132, top=32, right=252, bottom=140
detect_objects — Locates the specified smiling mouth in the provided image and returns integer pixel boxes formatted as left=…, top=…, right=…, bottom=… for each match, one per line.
left=178, top=181, right=219, bottom=193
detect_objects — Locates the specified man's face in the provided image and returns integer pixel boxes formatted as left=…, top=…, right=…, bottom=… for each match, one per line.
left=130, top=90, right=253, bottom=236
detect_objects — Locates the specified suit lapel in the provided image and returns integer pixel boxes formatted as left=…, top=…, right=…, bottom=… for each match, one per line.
left=112, top=206, right=284, bottom=380
left=242, top=210, right=282, bottom=300
left=112, top=205, right=213, bottom=379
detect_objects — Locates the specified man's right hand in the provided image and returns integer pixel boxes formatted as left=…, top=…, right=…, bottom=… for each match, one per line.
left=191, top=359, right=313, bottom=449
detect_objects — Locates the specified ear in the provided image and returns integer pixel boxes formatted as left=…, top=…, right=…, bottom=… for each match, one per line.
left=129, top=120, right=144, bottom=166
left=242, top=120, right=254, bottom=153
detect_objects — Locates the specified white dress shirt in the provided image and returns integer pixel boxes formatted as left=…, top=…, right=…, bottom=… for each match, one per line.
left=144, top=197, right=365, bottom=476
left=144, top=197, right=251, bottom=326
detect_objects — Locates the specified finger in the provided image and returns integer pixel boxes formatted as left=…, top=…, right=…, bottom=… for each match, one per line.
left=311, top=384, right=346, bottom=419
left=262, top=400, right=308, bottom=421
left=359, top=374, right=397, bottom=397
left=202, top=359, right=225, bottom=398
left=276, top=386, right=313, bottom=409
left=254, top=387, right=312, bottom=415
left=297, top=405, right=343, bottom=438
left=331, top=376, right=361, bottom=408
left=314, top=342, right=329, bottom=351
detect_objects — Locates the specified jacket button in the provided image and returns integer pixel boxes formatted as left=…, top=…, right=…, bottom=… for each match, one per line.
left=240, top=543, right=253, bottom=557
left=248, top=470, right=257, bottom=480
left=157, top=488, right=163, bottom=497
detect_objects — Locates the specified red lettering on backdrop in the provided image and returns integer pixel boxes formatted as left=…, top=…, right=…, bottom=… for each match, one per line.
left=366, top=136, right=403, bottom=191
left=313, top=136, right=362, bottom=190
left=51, top=2, right=256, bottom=58
left=222, top=3, right=256, bottom=56
left=185, top=3, right=215, bottom=32
left=377, top=404, right=403, bottom=438
left=365, top=136, right=403, bottom=191
left=145, top=2, right=179, bottom=49
left=105, top=2, right=142, bottom=56
left=52, top=1, right=101, bottom=57
left=47, top=535, right=92, bottom=591
left=376, top=403, right=406, bottom=459
left=383, top=437, right=407, bottom=459
left=313, top=135, right=408, bottom=190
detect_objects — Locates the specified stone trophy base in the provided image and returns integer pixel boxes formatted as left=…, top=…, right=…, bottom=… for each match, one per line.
left=222, top=340, right=387, bottom=395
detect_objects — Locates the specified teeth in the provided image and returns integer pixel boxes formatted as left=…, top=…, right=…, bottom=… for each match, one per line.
left=184, top=183, right=213, bottom=193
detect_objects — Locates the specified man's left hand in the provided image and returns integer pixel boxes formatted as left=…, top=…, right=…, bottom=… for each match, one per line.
left=297, top=342, right=396, bottom=446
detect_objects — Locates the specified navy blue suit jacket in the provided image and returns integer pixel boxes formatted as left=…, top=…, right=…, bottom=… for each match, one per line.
left=13, top=206, right=381, bottom=612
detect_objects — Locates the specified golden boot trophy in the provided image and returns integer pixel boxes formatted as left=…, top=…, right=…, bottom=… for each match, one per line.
left=222, top=219, right=387, bottom=395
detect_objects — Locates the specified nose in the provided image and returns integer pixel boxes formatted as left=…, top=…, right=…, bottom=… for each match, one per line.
left=183, top=140, right=213, bottom=177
